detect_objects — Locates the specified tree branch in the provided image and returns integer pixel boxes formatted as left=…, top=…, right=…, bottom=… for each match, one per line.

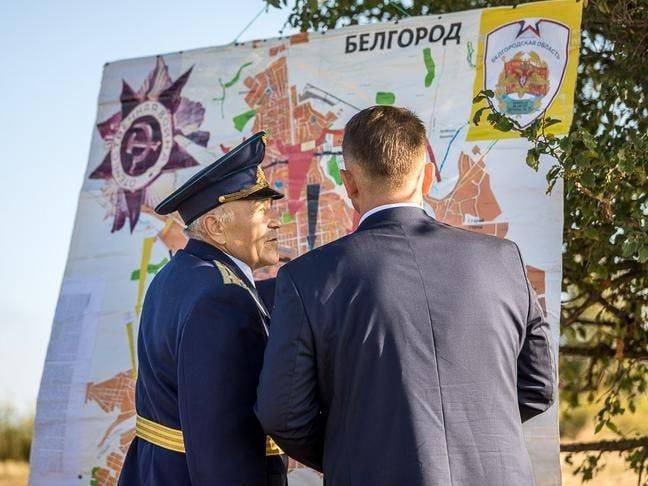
left=595, top=295, right=632, bottom=323
left=560, top=344, right=648, bottom=360
left=561, top=436, right=648, bottom=453
left=561, top=296, right=599, bottom=327
left=569, top=318, right=618, bottom=327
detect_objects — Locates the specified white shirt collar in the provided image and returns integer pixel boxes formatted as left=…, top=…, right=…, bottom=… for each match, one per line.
left=358, top=202, right=423, bottom=227
left=225, top=253, right=256, bottom=288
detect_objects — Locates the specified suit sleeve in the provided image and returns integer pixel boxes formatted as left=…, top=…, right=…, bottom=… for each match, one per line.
left=255, top=267, right=324, bottom=472
left=178, top=287, right=267, bottom=484
left=515, top=247, right=556, bottom=422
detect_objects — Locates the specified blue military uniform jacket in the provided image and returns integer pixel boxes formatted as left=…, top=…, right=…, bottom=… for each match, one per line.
left=119, top=238, right=286, bottom=485
left=257, top=207, right=555, bottom=485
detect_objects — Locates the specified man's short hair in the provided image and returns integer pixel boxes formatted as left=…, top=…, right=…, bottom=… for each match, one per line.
left=184, top=204, right=234, bottom=240
left=342, top=106, right=427, bottom=186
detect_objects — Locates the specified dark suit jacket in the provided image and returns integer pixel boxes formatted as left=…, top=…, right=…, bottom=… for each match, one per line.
left=119, top=239, right=285, bottom=485
left=256, top=207, right=555, bottom=486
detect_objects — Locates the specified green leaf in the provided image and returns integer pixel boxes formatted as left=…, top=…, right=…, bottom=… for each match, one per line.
left=575, top=151, right=592, bottom=166
left=583, top=226, right=599, bottom=240
left=638, top=245, right=648, bottom=263
left=621, top=238, right=639, bottom=257
left=543, top=118, right=561, bottom=128
left=495, top=117, right=513, bottom=132
left=582, top=131, right=597, bottom=151
left=472, top=107, right=486, bottom=126
left=526, top=150, right=540, bottom=170
left=486, top=112, right=499, bottom=123
left=581, top=172, right=595, bottom=187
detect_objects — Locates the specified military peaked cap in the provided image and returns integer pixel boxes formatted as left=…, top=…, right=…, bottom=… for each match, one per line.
left=155, top=131, right=283, bottom=224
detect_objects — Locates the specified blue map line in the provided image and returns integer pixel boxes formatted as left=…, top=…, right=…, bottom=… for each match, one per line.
left=437, top=125, right=498, bottom=179
left=483, top=140, right=499, bottom=157
left=438, top=123, right=468, bottom=173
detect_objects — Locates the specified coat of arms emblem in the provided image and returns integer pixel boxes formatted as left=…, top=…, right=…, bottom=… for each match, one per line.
left=495, top=51, right=549, bottom=115
left=484, top=19, right=570, bottom=127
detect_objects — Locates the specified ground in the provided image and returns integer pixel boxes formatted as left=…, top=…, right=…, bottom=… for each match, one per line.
left=0, top=461, right=27, bottom=486
left=1, top=456, right=640, bottom=485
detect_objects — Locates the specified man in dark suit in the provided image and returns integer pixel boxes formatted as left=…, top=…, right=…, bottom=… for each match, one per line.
left=256, top=107, right=555, bottom=485
left=119, top=132, right=288, bottom=485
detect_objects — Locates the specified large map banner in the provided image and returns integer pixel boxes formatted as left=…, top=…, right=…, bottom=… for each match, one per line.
left=31, top=1, right=582, bottom=484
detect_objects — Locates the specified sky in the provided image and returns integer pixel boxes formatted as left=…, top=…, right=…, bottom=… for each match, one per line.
left=0, top=0, right=297, bottom=415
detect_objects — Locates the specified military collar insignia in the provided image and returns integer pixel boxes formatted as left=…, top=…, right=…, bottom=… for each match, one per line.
left=212, top=260, right=270, bottom=332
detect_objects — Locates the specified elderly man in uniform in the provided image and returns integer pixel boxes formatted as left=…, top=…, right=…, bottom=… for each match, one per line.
left=119, top=132, right=288, bottom=485
left=256, top=107, right=555, bottom=485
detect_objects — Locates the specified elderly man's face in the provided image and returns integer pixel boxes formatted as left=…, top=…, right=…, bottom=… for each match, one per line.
left=221, top=198, right=281, bottom=270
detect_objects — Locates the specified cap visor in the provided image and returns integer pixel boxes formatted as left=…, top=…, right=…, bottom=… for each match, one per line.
left=246, top=186, right=284, bottom=201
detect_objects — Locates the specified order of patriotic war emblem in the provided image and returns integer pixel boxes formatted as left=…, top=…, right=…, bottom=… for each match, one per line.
left=485, top=18, right=570, bottom=127
left=90, top=56, right=210, bottom=232
left=110, top=101, right=173, bottom=192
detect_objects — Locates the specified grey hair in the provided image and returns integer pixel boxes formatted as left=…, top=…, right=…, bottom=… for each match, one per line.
left=183, top=205, right=234, bottom=241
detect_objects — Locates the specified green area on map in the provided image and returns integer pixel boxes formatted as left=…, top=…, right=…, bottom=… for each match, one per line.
left=233, top=109, right=258, bottom=131
left=375, top=91, right=396, bottom=105
left=214, top=61, right=253, bottom=102
left=423, top=48, right=436, bottom=87
left=327, top=156, right=343, bottom=185
left=281, top=212, right=293, bottom=224
left=467, top=41, right=476, bottom=68
left=224, top=62, right=252, bottom=89
left=130, top=257, right=169, bottom=281
left=91, top=467, right=101, bottom=486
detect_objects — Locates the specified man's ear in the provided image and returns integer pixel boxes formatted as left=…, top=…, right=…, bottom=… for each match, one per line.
left=203, top=213, right=226, bottom=246
left=422, top=162, right=436, bottom=195
left=340, top=168, right=359, bottom=200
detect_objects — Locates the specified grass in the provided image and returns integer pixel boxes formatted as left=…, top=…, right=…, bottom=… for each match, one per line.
left=560, top=394, right=648, bottom=484
left=0, top=456, right=637, bottom=486
left=0, top=461, right=28, bottom=486
left=0, top=396, right=645, bottom=485
left=0, top=405, right=31, bottom=463
left=562, top=453, right=640, bottom=486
